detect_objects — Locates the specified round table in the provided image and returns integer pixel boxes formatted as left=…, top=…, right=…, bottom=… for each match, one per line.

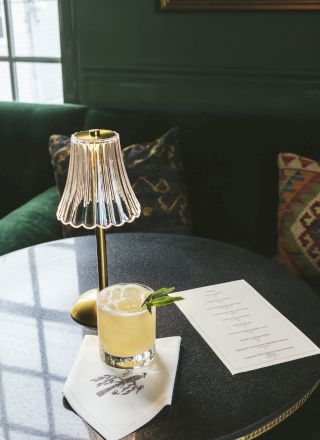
left=0, top=233, right=320, bottom=440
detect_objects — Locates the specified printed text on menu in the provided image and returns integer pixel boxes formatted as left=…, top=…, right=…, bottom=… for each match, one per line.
left=175, top=279, right=320, bottom=374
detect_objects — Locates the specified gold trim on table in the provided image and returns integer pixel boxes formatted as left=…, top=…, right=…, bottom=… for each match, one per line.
left=160, top=0, right=320, bottom=10
left=237, top=380, right=320, bottom=440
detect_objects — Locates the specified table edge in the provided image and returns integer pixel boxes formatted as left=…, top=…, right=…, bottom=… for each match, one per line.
left=236, top=379, right=320, bottom=440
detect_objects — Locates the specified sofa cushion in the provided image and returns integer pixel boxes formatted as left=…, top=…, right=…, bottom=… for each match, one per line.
left=49, top=128, right=192, bottom=236
left=277, top=153, right=320, bottom=278
left=0, top=186, right=61, bottom=256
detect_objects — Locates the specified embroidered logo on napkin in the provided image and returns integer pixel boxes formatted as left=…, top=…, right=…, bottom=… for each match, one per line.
left=91, top=370, right=147, bottom=397
left=63, top=336, right=181, bottom=440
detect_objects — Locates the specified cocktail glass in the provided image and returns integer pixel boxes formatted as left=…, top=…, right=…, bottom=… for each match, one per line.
left=97, top=283, right=156, bottom=369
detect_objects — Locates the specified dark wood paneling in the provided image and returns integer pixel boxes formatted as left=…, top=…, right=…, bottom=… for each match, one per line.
left=58, top=0, right=80, bottom=103
left=59, top=0, right=320, bottom=114
left=80, top=65, right=320, bottom=116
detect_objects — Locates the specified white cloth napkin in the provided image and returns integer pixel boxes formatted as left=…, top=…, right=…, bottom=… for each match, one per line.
left=63, top=335, right=181, bottom=440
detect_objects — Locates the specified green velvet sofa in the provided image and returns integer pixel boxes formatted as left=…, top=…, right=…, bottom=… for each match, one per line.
left=1, top=101, right=320, bottom=263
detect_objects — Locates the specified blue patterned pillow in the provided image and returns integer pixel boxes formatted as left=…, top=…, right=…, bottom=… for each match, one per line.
left=49, top=128, right=192, bottom=236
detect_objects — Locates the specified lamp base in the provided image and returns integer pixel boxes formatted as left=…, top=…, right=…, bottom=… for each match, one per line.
left=69, top=288, right=98, bottom=328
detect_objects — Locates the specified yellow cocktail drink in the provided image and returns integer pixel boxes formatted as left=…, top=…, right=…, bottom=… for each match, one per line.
left=97, top=283, right=156, bottom=368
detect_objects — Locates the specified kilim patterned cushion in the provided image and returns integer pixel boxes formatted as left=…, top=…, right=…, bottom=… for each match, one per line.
left=277, top=152, right=320, bottom=278
left=49, top=128, right=192, bottom=237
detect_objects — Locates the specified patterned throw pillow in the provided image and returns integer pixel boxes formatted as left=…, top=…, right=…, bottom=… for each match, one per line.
left=277, top=153, right=320, bottom=278
left=49, top=128, right=192, bottom=236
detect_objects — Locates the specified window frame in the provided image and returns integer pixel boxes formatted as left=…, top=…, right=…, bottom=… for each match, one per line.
left=0, top=0, right=62, bottom=101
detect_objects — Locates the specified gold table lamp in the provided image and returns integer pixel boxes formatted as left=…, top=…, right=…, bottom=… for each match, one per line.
left=57, top=129, right=141, bottom=327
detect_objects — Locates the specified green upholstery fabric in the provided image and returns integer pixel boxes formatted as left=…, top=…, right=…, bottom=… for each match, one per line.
left=0, top=102, right=87, bottom=218
left=86, top=109, right=320, bottom=257
left=2, top=102, right=320, bottom=260
left=0, top=186, right=61, bottom=256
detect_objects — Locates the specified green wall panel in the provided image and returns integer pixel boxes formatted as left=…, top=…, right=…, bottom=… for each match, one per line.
left=59, top=0, right=320, bottom=115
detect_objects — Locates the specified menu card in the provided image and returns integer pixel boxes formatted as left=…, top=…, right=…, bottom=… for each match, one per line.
left=175, top=279, right=320, bottom=374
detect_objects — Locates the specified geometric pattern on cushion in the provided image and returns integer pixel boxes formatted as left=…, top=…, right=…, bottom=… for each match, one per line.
left=49, top=128, right=192, bottom=237
left=277, top=152, right=320, bottom=278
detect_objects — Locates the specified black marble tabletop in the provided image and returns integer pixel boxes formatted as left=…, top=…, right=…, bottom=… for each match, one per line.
left=0, top=233, right=320, bottom=440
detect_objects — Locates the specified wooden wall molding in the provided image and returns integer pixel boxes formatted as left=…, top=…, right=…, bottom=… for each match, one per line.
left=160, top=0, right=320, bottom=10
left=59, top=0, right=320, bottom=115
left=82, top=64, right=320, bottom=83
left=80, top=65, right=320, bottom=116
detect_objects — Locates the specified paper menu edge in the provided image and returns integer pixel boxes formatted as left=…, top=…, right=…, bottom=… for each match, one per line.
left=174, top=279, right=246, bottom=298
left=175, top=296, right=238, bottom=375
left=175, top=279, right=320, bottom=375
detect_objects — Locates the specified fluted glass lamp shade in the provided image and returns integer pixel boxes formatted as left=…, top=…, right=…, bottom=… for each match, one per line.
left=57, top=129, right=141, bottom=229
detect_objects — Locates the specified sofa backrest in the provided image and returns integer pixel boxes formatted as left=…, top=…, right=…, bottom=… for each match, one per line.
left=2, top=101, right=319, bottom=258
left=86, top=108, right=320, bottom=257
left=0, top=102, right=88, bottom=218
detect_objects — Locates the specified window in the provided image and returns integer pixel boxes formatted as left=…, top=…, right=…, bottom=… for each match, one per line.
left=0, top=0, right=63, bottom=103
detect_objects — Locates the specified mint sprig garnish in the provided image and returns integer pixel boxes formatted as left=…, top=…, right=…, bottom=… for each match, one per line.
left=141, top=287, right=184, bottom=314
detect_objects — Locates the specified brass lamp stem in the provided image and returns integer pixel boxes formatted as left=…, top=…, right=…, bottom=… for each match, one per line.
left=95, top=227, right=108, bottom=291
left=69, top=228, right=107, bottom=327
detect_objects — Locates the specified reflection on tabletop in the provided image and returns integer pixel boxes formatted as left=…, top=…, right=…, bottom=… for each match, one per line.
left=0, top=241, right=100, bottom=439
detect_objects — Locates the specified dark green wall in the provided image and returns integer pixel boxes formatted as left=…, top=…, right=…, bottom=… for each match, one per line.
left=59, top=0, right=320, bottom=116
